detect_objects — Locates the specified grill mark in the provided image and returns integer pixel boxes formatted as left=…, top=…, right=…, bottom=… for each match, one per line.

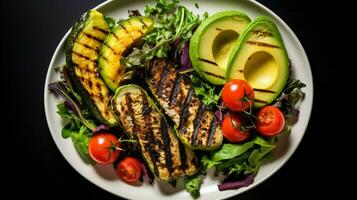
left=178, top=141, right=187, bottom=171
left=177, top=81, right=192, bottom=124
left=102, top=42, right=119, bottom=55
left=112, top=32, right=120, bottom=41
left=93, top=26, right=109, bottom=35
left=73, top=63, right=97, bottom=75
left=75, top=41, right=97, bottom=51
left=246, top=41, right=280, bottom=48
left=137, top=28, right=144, bottom=35
left=254, top=99, right=268, bottom=103
left=139, top=18, right=148, bottom=28
left=202, top=71, right=225, bottom=80
left=191, top=104, right=206, bottom=146
left=216, top=28, right=223, bottom=31
left=141, top=95, right=160, bottom=177
left=72, top=51, right=95, bottom=62
left=96, top=82, right=102, bottom=92
left=100, top=55, right=109, bottom=62
left=253, top=88, right=276, bottom=94
left=88, top=80, right=93, bottom=89
left=119, top=23, right=133, bottom=42
left=238, top=70, right=244, bottom=73
left=178, top=89, right=194, bottom=130
left=156, top=64, right=170, bottom=96
left=252, top=30, right=273, bottom=37
left=161, top=119, right=173, bottom=175
left=207, top=118, right=217, bottom=146
left=146, top=129, right=160, bottom=177
left=88, top=92, right=105, bottom=101
left=119, top=24, right=130, bottom=35
left=127, top=20, right=144, bottom=35
left=83, top=32, right=103, bottom=43
left=169, top=76, right=181, bottom=106
left=198, top=58, right=218, bottom=66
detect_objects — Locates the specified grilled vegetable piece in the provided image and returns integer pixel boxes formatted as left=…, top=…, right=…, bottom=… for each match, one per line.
left=147, top=59, right=223, bottom=150
left=65, top=10, right=116, bottom=125
left=98, top=17, right=153, bottom=91
left=111, top=85, right=199, bottom=181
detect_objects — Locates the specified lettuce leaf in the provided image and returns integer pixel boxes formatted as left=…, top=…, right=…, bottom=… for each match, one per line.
left=184, top=170, right=206, bottom=199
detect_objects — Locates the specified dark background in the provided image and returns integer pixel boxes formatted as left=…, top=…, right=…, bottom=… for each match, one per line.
left=3, top=0, right=345, bottom=199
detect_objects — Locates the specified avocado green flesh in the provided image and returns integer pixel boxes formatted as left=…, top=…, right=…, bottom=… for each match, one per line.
left=226, top=17, right=289, bottom=107
left=111, top=85, right=198, bottom=181
left=190, top=11, right=251, bottom=85
left=98, top=17, right=153, bottom=91
left=65, top=10, right=116, bottom=125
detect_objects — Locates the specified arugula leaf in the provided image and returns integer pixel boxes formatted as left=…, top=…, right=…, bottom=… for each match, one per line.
left=191, top=75, right=221, bottom=109
left=121, top=0, right=203, bottom=68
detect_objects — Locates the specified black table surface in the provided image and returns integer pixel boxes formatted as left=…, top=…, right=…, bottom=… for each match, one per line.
left=4, top=0, right=344, bottom=199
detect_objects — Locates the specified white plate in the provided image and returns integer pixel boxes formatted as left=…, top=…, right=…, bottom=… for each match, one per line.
left=44, top=0, right=313, bottom=199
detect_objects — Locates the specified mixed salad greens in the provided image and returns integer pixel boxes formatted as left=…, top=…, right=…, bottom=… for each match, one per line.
left=49, top=0, right=305, bottom=198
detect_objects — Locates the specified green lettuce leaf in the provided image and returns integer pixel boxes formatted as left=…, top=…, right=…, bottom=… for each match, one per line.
left=71, top=125, right=95, bottom=164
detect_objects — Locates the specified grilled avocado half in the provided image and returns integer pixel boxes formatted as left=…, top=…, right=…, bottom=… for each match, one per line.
left=98, top=17, right=153, bottom=91
left=65, top=10, right=116, bottom=125
left=111, top=84, right=199, bottom=181
left=147, top=59, right=223, bottom=151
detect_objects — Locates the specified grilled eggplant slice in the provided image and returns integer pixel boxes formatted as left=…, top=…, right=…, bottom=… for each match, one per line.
left=98, top=17, right=153, bottom=91
left=111, top=85, right=198, bottom=181
left=147, top=59, right=223, bottom=150
left=65, top=10, right=116, bottom=125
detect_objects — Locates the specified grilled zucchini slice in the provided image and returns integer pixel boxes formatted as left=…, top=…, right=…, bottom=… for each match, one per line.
left=147, top=59, right=223, bottom=150
left=111, top=85, right=199, bottom=181
left=98, top=17, right=153, bottom=91
left=65, top=10, right=116, bottom=125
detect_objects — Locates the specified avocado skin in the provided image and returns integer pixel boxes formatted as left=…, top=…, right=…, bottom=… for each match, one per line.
left=226, top=17, right=289, bottom=107
left=190, top=11, right=251, bottom=85
left=64, top=10, right=111, bottom=125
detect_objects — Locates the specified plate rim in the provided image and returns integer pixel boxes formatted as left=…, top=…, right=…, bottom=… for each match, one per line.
left=43, top=0, right=314, bottom=199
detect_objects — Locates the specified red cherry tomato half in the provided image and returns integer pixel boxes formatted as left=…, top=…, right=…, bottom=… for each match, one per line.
left=256, top=106, right=285, bottom=137
left=117, top=157, right=142, bottom=184
left=222, top=79, right=255, bottom=112
left=88, top=133, right=120, bottom=164
left=222, top=113, right=250, bottom=143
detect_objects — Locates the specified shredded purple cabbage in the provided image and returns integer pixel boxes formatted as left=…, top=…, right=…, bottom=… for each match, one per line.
left=138, top=161, right=154, bottom=184
left=93, top=124, right=110, bottom=134
left=218, top=174, right=255, bottom=191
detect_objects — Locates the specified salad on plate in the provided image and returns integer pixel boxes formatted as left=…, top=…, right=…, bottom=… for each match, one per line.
left=48, top=0, right=306, bottom=198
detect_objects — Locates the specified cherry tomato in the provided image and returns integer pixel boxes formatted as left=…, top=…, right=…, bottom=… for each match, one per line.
left=222, top=79, right=255, bottom=112
left=222, top=113, right=250, bottom=143
left=117, top=157, right=142, bottom=184
left=88, top=133, right=120, bottom=164
left=256, top=106, right=285, bottom=137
